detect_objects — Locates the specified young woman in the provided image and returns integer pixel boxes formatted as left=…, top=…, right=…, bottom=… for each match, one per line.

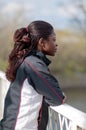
left=0, top=20, right=66, bottom=130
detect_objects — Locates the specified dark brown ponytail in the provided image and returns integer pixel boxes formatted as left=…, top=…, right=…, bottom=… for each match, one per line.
left=6, top=28, right=32, bottom=82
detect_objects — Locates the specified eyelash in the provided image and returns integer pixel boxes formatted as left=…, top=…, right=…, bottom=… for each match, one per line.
left=53, top=39, right=56, bottom=41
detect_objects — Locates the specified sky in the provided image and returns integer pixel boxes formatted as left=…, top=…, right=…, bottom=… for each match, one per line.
left=0, top=0, right=85, bottom=29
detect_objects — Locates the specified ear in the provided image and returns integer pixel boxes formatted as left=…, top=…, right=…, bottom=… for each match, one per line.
left=38, top=38, right=45, bottom=47
left=37, top=38, right=46, bottom=51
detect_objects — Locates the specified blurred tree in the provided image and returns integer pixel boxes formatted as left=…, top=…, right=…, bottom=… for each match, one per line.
left=70, top=0, right=86, bottom=36
left=57, top=0, right=86, bottom=37
left=0, top=2, right=31, bottom=70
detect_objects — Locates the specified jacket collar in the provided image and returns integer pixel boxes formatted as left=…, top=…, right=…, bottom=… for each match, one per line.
left=31, top=49, right=51, bottom=66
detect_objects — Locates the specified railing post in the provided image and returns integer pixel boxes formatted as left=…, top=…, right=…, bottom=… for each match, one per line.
left=0, top=78, right=3, bottom=119
left=58, top=113, right=77, bottom=130
left=71, top=122, right=77, bottom=130
left=0, top=71, right=10, bottom=120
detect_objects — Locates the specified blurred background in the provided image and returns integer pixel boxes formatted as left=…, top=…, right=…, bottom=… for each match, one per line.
left=0, top=0, right=86, bottom=112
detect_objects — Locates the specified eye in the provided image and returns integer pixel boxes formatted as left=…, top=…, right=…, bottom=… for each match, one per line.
left=53, top=38, right=56, bottom=41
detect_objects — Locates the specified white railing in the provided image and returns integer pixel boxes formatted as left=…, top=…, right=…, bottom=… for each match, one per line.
left=47, top=105, right=86, bottom=130
left=0, top=71, right=86, bottom=130
left=0, top=71, right=10, bottom=119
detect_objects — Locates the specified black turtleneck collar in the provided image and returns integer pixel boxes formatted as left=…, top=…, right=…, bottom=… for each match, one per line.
left=30, top=49, right=51, bottom=66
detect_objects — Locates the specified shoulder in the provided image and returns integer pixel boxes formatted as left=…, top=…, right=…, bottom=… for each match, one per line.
left=25, top=55, right=43, bottom=64
left=24, top=55, right=50, bottom=74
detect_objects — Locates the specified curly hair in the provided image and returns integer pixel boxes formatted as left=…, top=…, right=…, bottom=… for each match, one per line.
left=6, top=20, right=53, bottom=82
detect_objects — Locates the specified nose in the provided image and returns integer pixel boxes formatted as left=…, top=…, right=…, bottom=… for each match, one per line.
left=56, top=42, right=58, bottom=46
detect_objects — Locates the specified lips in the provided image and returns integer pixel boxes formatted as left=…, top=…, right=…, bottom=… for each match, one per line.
left=54, top=48, right=57, bottom=52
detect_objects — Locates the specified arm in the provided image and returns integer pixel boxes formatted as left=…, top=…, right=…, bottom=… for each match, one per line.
left=24, top=60, right=66, bottom=106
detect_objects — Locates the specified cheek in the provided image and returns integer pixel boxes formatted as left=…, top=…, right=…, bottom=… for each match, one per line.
left=44, top=42, right=55, bottom=52
left=49, top=43, right=55, bottom=49
left=44, top=44, right=50, bottom=50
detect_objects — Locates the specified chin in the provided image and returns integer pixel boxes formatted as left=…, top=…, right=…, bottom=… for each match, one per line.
left=49, top=53, right=55, bottom=56
left=46, top=52, right=55, bottom=56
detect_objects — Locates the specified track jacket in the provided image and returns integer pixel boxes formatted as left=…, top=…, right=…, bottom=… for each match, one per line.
left=0, top=50, right=65, bottom=130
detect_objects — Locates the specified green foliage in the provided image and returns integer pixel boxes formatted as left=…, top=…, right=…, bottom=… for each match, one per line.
left=0, top=59, right=8, bottom=72
left=49, top=30, right=86, bottom=87
left=50, top=40, right=86, bottom=75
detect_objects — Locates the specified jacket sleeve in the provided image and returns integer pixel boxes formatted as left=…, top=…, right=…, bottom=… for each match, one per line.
left=24, top=60, right=65, bottom=106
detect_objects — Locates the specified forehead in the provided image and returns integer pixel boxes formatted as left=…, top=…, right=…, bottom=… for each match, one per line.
left=49, top=31, right=56, bottom=38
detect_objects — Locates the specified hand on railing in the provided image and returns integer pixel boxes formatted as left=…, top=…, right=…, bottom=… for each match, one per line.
left=62, top=92, right=67, bottom=103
